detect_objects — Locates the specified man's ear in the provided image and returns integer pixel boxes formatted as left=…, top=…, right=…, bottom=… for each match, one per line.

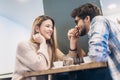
left=84, top=16, right=90, bottom=23
left=35, top=26, right=40, bottom=33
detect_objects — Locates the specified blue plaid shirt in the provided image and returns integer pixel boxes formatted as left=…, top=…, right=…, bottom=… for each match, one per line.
left=88, top=16, right=120, bottom=80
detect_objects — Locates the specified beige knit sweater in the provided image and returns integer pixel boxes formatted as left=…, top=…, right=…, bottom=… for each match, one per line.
left=12, top=40, right=84, bottom=80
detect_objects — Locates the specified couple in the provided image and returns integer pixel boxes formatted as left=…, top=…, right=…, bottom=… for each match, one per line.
left=12, top=3, right=120, bottom=80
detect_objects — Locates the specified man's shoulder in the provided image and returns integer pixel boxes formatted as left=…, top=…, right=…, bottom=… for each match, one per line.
left=94, top=16, right=106, bottom=20
left=92, top=16, right=108, bottom=23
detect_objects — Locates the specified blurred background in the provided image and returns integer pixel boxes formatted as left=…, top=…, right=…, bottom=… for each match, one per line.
left=0, top=0, right=120, bottom=79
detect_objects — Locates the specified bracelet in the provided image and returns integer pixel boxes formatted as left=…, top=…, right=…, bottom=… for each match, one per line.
left=69, top=48, right=77, bottom=51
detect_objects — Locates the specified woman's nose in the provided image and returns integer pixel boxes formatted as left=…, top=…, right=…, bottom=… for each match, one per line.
left=49, top=27, right=53, bottom=32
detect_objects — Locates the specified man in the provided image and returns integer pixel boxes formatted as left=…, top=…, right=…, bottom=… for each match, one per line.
left=68, top=3, right=120, bottom=80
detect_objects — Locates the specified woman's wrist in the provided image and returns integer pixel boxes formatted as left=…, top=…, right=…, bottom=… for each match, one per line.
left=69, top=48, right=77, bottom=51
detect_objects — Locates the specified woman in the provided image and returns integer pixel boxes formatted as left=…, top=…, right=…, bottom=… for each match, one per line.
left=12, top=15, right=85, bottom=80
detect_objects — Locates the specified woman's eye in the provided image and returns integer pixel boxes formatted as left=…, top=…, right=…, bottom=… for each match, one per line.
left=46, top=25, right=50, bottom=28
left=46, top=25, right=50, bottom=27
left=45, top=24, right=53, bottom=29
left=46, top=25, right=49, bottom=27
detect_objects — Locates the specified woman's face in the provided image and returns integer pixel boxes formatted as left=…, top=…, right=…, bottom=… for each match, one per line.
left=39, top=19, right=54, bottom=40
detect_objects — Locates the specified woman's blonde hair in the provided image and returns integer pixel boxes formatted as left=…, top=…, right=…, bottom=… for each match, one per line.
left=30, top=15, right=58, bottom=64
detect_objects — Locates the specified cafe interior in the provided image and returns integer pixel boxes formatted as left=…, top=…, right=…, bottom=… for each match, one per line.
left=0, top=0, right=120, bottom=80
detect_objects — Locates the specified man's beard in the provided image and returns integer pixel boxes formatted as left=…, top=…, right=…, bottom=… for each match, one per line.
left=79, top=27, right=87, bottom=36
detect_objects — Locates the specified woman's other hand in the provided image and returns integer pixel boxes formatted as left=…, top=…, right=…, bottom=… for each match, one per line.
left=33, top=33, right=46, bottom=44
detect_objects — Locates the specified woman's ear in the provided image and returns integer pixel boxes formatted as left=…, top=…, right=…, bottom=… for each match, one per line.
left=35, top=26, right=40, bottom=33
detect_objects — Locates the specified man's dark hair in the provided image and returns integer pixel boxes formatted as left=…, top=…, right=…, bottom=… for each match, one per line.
left=71, top=3, right=102, bottom=21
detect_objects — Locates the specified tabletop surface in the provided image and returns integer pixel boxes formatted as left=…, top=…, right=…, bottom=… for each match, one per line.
left=23, top=62, right=107, bottom=77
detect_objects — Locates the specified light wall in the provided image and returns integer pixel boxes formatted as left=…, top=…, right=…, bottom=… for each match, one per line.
left=0, top=16, right=30, bottom=75
left=0, top=0, right=44, bottom=76
left=101, top=0, right=120, bottom=23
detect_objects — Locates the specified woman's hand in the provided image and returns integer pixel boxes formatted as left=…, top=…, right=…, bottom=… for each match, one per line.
left=67, top=27, right=80, bottom=50
left=67, top=26, right=81, bottom=40
left=67, top=28, right=75, bottom=40
left=33, top=33, right=46, bottom=44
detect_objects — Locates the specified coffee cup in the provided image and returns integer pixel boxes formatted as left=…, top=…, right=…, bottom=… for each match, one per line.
left=53, top=61, right=63, bottom=68
left=83, top=56, right=93, bottom=63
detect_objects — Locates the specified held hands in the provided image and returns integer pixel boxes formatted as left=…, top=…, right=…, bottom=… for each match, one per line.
left=33, top=33, right=46, bottom=44
left=67, top=26, right=81, bottom=50
left=67, top=26, right=80, bottom=40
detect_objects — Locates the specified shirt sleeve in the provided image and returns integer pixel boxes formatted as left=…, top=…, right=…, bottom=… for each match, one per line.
left=88, top=16, right=110, bottom=62
left=16, top=41, right=49, bottom=71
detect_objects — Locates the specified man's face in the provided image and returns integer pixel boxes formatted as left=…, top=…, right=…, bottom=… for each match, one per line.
left=75, top=16, right=90, bottom=36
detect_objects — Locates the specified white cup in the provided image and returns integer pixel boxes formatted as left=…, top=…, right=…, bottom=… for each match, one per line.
left=83, top=56, right=93, bottom=63
left=53, top=61, right=63, bottom=68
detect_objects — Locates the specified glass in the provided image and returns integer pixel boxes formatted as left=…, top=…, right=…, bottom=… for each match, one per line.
left=63, top=56, right=73, bottom=66
left=75, top=18, right=80, bottom=25
left=73, top=57, right=82, bottom=65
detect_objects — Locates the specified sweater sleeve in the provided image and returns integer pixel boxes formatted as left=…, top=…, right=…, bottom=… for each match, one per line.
left=56, top=49, right=65, bottom=61
left=16, top=41, right=50, bottom=71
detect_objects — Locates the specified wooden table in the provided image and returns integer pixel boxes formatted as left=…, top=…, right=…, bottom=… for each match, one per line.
left=22, top=62, right=107, bottom=78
